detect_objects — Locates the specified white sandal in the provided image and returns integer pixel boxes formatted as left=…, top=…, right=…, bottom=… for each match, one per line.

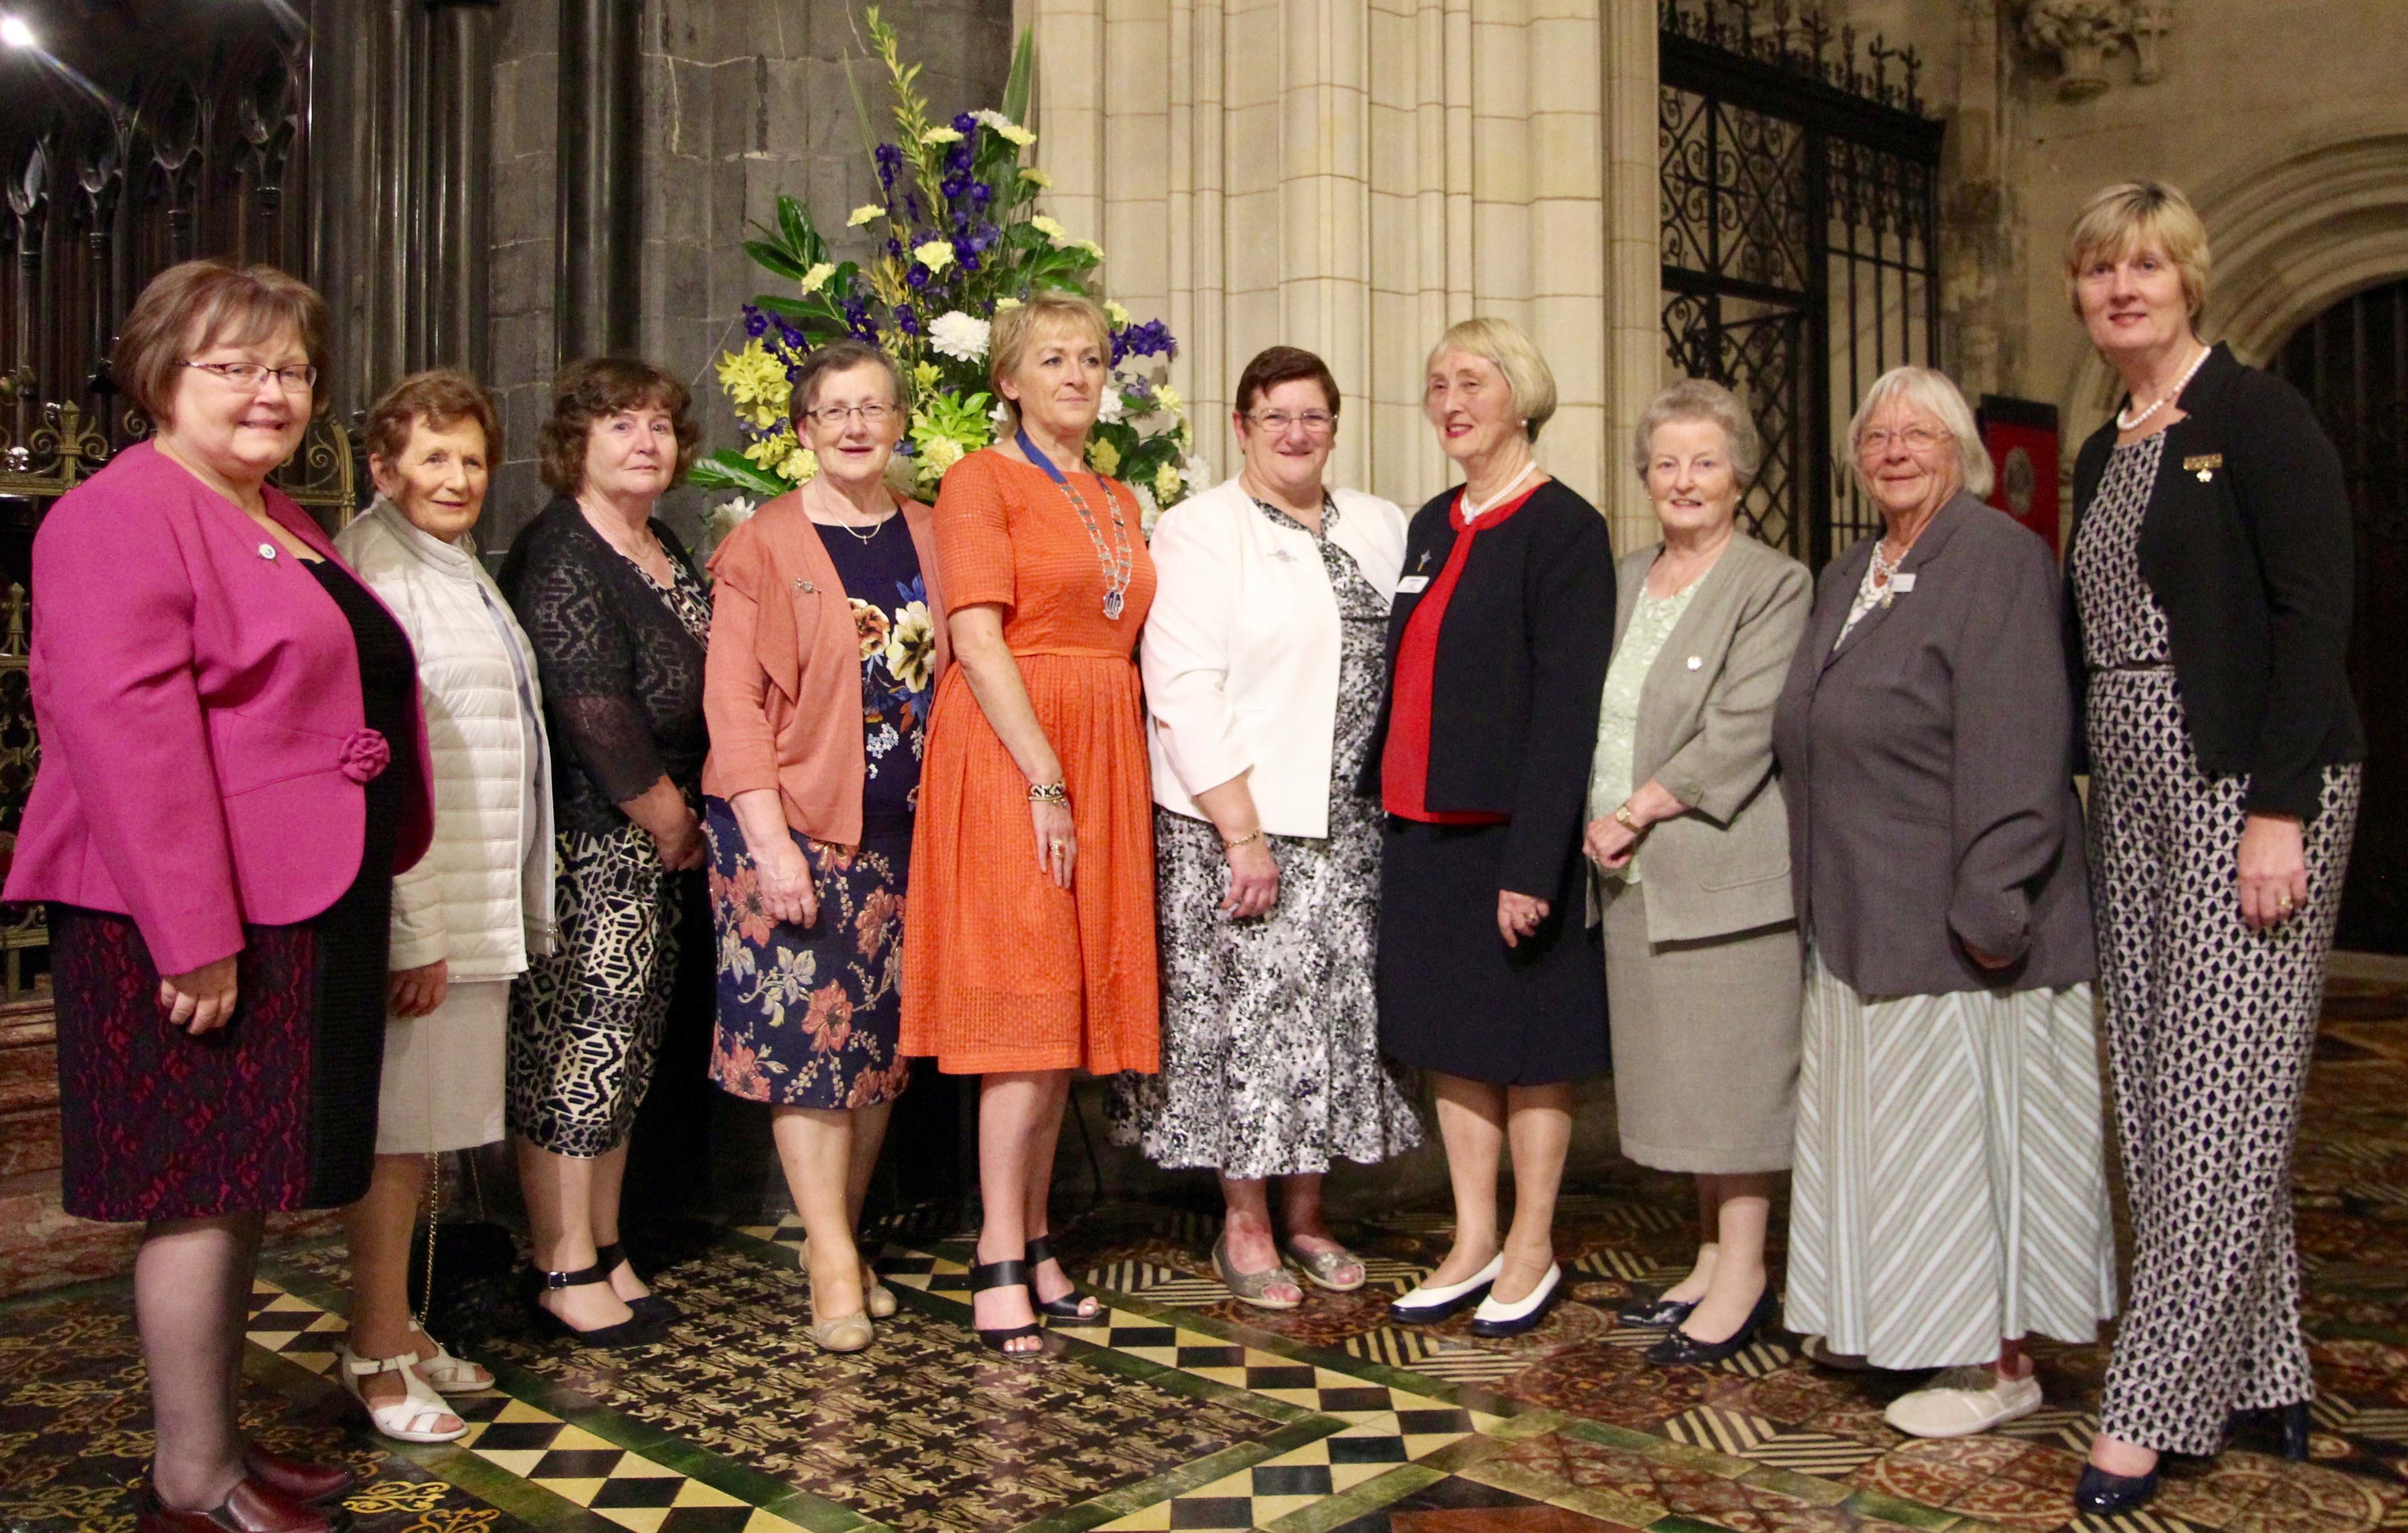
left=340, top=1343, right=470, bottom=1443
left=412, top=1335, right=494, bottom=1394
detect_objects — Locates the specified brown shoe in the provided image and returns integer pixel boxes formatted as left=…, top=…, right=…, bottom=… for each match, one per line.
left=136, top=1480, right=354, bottom=1533
left=240, top=1449, right=356, bottom=1506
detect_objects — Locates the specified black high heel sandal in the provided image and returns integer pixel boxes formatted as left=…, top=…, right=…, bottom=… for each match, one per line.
left=1025, top=1236, right=1099, bottom=1323
left=595, top=1241, right=681, bottom=1327
left=969, top=1255, right=1046, bottom=1356
left=530, top=1258, right=664, bottom=1348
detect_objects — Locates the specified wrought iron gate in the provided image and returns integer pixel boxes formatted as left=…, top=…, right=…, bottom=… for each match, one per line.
left=1658, top=0, right=1943, bottom=568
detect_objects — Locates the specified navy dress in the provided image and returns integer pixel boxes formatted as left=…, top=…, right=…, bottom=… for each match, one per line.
left=705, top=518, right=933, bottom=1110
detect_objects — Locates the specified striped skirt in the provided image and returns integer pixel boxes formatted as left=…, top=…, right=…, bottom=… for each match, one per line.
left=1782, top=950, right=2117, bottom=1371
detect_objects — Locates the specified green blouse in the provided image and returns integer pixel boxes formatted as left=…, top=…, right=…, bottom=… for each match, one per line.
left=1586, top=580, right=1701, bottom=885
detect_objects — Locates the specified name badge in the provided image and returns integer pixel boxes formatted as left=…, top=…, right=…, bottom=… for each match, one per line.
left=1889, top=572, right=1916, bottom=593
left=2184, top=452, right=2223, bottom=483
left=1396, top=575, right=1431, bottom=595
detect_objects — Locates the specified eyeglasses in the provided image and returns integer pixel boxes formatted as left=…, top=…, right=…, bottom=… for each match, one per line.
left=804, top=402, right=899, bottom=427
left=1855, top=424, right=1947, bottom=454
left=182, top=359, right=318, bottom=392
left=1246, top=409, right=1336, bottom=434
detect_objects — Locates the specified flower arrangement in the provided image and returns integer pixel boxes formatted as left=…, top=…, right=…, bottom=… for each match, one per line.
left=696, top=9, right=1200, bottom=523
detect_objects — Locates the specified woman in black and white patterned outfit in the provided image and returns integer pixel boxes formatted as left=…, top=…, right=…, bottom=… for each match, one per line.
left=501, top=357, right=713, bottom=1348
left=2064, top=182, right=2364, bottom=1514
left=1114, top=347, right=1424, bottom=1308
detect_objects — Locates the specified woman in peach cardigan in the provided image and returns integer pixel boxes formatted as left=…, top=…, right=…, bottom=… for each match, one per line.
left=701, top=340, right=949, bottom=1352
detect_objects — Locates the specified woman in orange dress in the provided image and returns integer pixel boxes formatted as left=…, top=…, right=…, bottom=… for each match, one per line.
left=902, top=290, right=1160, bottom=1354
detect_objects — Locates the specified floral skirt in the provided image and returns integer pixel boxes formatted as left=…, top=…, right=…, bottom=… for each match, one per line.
left=704, top=797, right=912, bottom=1110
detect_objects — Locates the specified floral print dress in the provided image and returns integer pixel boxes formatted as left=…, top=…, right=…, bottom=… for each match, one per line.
left=1108, top=497, right=1425, bottom=1178
left=705, top=521, right=933, bottom=1109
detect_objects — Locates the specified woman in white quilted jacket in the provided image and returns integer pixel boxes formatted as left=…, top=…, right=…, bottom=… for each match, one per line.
left=330, top=370, right=557, bottom=1443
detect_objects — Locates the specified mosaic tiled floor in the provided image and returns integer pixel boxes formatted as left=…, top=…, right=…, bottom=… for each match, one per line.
left=7, top=974, right=2408, bottom=1532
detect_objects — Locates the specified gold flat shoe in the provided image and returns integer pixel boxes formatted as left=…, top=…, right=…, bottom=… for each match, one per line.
left=1213, top=1234, right=1302, bottom=1310
left=1282, top=1239, right=1369, bottom=1293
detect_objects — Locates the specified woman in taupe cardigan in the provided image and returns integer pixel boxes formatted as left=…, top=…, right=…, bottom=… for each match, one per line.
left=1585, top=381, right=1809, bottom=1368
left=1772, top=365, right=2113, bottom=1440
left=1579, top=380, right=1810, bottom=1367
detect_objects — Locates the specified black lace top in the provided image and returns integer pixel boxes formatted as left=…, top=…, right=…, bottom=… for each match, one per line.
left=500, top=498, right=710, bottom=838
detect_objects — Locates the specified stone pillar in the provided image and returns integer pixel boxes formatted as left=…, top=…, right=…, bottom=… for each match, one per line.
left=1025, top=0, right=1629, bottom=517
left=425, top=0, right=499, bottom=376
left=555, top=0, right=640, bottom=361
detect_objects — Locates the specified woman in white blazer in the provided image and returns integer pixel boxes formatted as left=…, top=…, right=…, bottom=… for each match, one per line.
left=330, top=371, right=556, bottom=1443
left=1113, top=347, right=1425, bottom=1308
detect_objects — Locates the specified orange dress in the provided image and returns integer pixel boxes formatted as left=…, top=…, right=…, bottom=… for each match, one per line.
left=900, top=449, right=1161, bottom=1073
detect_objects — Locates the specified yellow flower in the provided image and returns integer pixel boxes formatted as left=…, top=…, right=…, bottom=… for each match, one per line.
left=1104, top=300, right=1131, bottom=328
left=716, top=340, right=789, bottom=409
left=799, top=262, right=836, bottom=294
left=1074, top=239, right=1104, bottom=261
left=1155, top=460, right=1183, bottom=502
left=1087, top=438, right=1121, bottom=477
left=1155, top=384, right=1182, bottom=413
left=847, top=204, right=883, bottom=227
left=1019, top=167, right=1051, bottom=189
left=914, top=361, right=942, bottom=391
left=885, top=603, right=937, bottom=691
left=913, top=239, right=956, bottom=274
left=923, top=126, right=964, bottom=145
left=741, top=401, right=785, bottom=430
left=1029, top=214, right=1070, bottom=247
left=742, top=427, right=797, bottom=467
left=998, top=124, right=1036, bottom=147
left=994, top=296, right=1022, bottom=311
left=779, top=445, right=820, bottom=482
left=916, top=433, right=964, bottom=480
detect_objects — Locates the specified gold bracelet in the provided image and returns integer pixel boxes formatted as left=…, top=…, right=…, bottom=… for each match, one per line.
left=1028, top=781, right=1068, bottom=804
left=1223, top=829, right=1263, bottom=849
left=1614, top=803, right=1641, bottom=832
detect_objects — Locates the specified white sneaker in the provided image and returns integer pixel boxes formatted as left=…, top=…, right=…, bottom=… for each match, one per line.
left=1883, top=1366, right=2043, bottom=1438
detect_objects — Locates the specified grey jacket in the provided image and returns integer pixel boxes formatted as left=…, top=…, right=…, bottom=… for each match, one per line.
left=1595, top=534, right=1809, bottom=943
left=1771, top=492, right=2096, bottom=996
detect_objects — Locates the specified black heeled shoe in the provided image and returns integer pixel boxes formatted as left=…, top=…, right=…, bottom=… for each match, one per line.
left=1617, top=1291, right=1699, bottom=1328
left=2231, top=1401, right=2314, bottom=1461
left=1025, top=1236, right=1099, bottom=1323
left=1644, top=1285, right=1776, bottom=1367
left=594, top=1242, right=681, bottom=1327
left=530, top=1259, right=664, bottom=1348
left=969, top=1255, right=1046, bottom=1357
left=2074, top=1463, right=2160, bottom=1515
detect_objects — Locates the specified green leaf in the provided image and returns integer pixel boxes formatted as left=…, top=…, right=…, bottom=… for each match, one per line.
left=1002, top=28, right=1035, bottom=126
left=776, top=196, right=824, bottom=265
left=743, top=240, right=807, bottom=280
left=690, top=451, right=794, bottom=494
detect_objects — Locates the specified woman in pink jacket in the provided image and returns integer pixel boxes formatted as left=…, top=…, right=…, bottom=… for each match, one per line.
left=3, top=260, right=432, bottom=1533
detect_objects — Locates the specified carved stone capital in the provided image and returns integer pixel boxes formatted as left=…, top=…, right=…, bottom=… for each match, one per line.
left=2018, top=0, right=2172, bottom=100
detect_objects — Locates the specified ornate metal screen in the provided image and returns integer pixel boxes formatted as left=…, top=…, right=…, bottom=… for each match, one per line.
left=1659, top=0, right=1944, bottom=567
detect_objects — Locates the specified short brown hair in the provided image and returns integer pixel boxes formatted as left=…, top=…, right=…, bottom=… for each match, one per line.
left=113, top=259, right=331, bottom=425
left=788, top=340, right=905, bottom=423
left=1234, top=345, right=1339, bottom=417
left=537, top=356, right=701, bottom=497
left=2064, top=180, right=2211, bottom=326
left=989, top=291, right=1113, bottom=431
left=364, top=369, right=502, bottom=467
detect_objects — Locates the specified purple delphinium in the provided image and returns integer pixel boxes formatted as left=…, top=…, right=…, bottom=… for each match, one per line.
left=941, top=175, right=969, bottom=200
left=894, top=304, right=920, bottom=336
left=969, top=182, right=992, bottom=210
left=945, top=143, right=974, bottom=174
left=742, top=305, right=769, bottom=338
left=778, top=323, right=806, bottom=350
left=875, top=142, right=903, bottom=192
left=907, top=265, right=929, bottom=291
left=887, top=238, right=904, bottom=258
left=952, top=111, right=976, bottom=133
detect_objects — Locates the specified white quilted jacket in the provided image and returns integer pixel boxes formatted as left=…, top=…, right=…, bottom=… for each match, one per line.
left=335, top=499, right=557, bottom=979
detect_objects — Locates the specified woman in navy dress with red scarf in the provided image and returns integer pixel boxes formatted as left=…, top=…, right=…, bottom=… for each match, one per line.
left=5, top=261, right=431, bottom=1533
left=1367, top=318, right=1615, bottom=1340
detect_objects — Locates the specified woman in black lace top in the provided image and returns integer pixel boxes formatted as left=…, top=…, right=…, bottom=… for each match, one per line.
left=499, top=357, right=710, bottom=1347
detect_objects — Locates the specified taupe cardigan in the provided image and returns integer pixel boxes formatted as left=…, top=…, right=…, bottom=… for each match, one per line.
left=1771, top=492, right=2096, bottom=997
left=1595, top=532, right=1809, bottom=943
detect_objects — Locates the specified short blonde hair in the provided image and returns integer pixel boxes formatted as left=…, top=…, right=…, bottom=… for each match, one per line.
left=989, top=291, right=1113, bottom=430
left=1845, top=365, right=1993, bottom=501
left=1427, top=317, right=1557, bottom=443
left=2064, top=180, right=2211, bottom=326
left=1634, top=379, right=1763, bottom=487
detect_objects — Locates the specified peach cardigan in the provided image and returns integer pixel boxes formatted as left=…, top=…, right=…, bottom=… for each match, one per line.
left=701, top=490, right=951, bottom=844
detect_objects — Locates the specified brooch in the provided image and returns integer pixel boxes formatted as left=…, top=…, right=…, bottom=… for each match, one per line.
left=258, top=542, right=278, bottom=560
left=2183, top=452, right=2223, bottom=483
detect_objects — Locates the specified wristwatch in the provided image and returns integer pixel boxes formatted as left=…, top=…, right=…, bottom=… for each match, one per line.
left=1613, top=803, right=1640, bottom=832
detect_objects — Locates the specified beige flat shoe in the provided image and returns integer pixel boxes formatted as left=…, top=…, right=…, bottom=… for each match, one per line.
left=1213, top=1234, right=1302, bottom=1310
left=810, top=1311, right=874, bottom=1352
left=1282, top=1238, right=1368, bottom=1293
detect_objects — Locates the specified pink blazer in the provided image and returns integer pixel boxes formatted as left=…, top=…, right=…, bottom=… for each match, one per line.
left=2, top=442, right=436, bottom=975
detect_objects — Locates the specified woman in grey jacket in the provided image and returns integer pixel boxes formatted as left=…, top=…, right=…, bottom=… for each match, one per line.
left=1772, top=365, right=2113, bottom=1440
left=332, top=370, right=555, bottom=1443
left=1585, top=381, right=1808, bottom=1368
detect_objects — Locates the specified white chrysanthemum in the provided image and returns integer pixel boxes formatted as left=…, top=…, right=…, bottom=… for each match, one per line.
left=989, top=398, right=1013, bottom=428
left=799, top=262, right=836, bottom=294
left=847, top=204, right=884, bottom=227
left=971, top=109, right=1036, bottom=147
left=1095, top=389, right=1126, bottom=424
left=927, top=310, right=992, bottom=363
left=913, top=239, right=956, bottom=274
left=1181, top=454, right=1213, bottom=489
left=710, top=496, right=759, bottom=540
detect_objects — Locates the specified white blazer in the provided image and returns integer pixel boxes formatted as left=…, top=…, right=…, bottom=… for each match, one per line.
left=1142, top=477, right=1408, bottom=838
left=335, top=499, right=558, bottom=979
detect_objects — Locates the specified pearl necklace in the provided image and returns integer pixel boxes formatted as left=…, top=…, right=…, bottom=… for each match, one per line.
left=2115, top=343, right=2210, bottom=433
left=1461, top=460, right=1537, bottom=522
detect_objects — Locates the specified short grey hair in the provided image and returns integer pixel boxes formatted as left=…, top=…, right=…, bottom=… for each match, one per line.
left=1633, top=379, right=1764, bottom=488
left=1427, top=317, right=1558, bottom=444
left=1843, top=365, right=1993, bottom=501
